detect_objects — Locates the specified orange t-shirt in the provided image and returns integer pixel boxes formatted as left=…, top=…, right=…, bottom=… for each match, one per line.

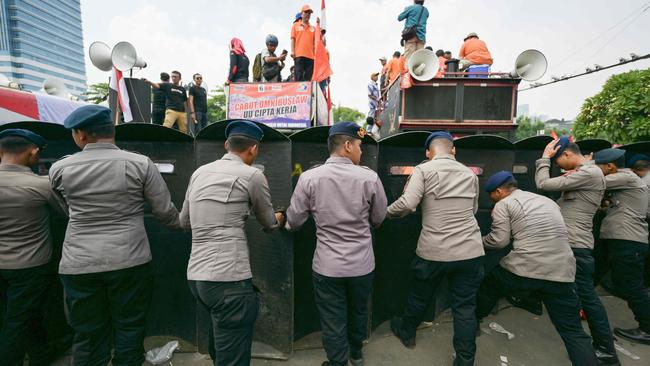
left=459, top=38, right=493, bottom=65
left=291, top=22, right=316, bottom=59
left=386, top=58, right=402, bottom=84
left=436, top=56, right=447, bottom=77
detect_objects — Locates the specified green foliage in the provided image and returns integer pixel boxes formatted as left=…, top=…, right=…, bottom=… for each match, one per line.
left=84, top=82, right=109, bottom=104
left=333, top=105, right=364, bottom=123
left=573, top=68, right=650, bottom=144
left=207, top=86, right=227, bottom=123
left=515, top=116, right=546, bottom=140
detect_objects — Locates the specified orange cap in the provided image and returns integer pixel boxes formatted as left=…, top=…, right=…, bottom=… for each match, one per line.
left=301, top=4, right=313, bottom=13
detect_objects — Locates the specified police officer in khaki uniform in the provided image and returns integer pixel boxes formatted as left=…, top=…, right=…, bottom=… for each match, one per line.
left=180, top=120, right=283, bottom=366
left=477, top=171, right=598, bottom=366
left=387, top=131, right=484, bottom=366
left=627, top=153, right=650, bottom=286
left=535, top=137, right=619, bottom=364
left=594, top=148, right=650, bottom=345
left=286, top=122, right=387, bottom=366
left=0, top=129, right=67, bottom=366
left=49, top=105, right=181, bottom=365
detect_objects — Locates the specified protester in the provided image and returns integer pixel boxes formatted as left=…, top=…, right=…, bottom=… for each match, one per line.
left=458, top=32, right=493, bottom=70
left=262, top=34, right=287, bottom=82
left=285, top=66, right=296, bottom=82
left=151, top=72, right=169, bottom=125
left=367, top=72, right=380, bottom=138
left=435, top=49, right=446, bottom=78
left=143, top=71, right=189, bottom=133
left=398, top=0, right=429, bottom=61
left=228, top=38, right=250, bottom=83
left=189, top=73, right=209, bottom=133
left=444, top=50, right=452, bottom=60
left=291, top=5, right=317, bottom=81
left=379, top=57, right=388, bottom=96
left=385, top=51, right=402, bottom=88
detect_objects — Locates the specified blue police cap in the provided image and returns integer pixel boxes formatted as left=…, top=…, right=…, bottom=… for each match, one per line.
left=329, top=121, right=366, bottom=139
left=485, top=170, right=516, bottom=193
left=424, top=131, right=453, bottom=150
left=225, top=120, right=264, bottom=141
left=552, top=136, right=571, bottom=160
left=63, top=105, right=112, bottom=130
left=627, top=153, right=650, bottom=167
left=0, top=128, right=46, bottom=148
left=594, top=148, right=626, bottom=165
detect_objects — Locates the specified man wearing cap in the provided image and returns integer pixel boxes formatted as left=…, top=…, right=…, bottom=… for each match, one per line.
left=458, top=33, right=493, bottom=71
left=387, top=131, right=484, bottom=366
left=180, top=120, right=284, bottom=366
left=286, top=122, right=387, bottom=366
left=534, top=138, right=619, bottom=364
left=0, top=129, right=67, bottom=365
left=49, top=105, right=181, bottom=365
left=477, top=171, right=597, bottom=366
left=594, top=148, right=650, bottom=345
left=367, top=72, right=380, bottom=139
left=379, top=57, right=388, bottom=96
left=291, top=5, right=317, bottom=81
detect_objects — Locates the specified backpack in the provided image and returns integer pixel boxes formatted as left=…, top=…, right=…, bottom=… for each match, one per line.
left=262, top=53, right=281, bottom=81
left=252, top=53, right=262, bottom=82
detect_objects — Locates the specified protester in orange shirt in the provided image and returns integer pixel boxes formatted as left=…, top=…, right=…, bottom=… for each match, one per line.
left=384, top=51, right=402, bottom=88
left=435, top=49, right=447, bottom=78
left=458, top=32, right=493, bottom=70
left=291, top=5, right=317, bottom=81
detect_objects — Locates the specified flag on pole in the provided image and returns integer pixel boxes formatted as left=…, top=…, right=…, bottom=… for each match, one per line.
left=312, top=23, right=332, bottom=82
left=109, top=67, right=133, bottom=122
left=320, top=0, right=327, bottom=32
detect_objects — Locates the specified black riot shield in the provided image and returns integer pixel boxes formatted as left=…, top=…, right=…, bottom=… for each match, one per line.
left=195, top=120, right=293, bottom=359
left=513, top=136, right=561, bottom=197
left=289, top=126, right=378, bottom=348
left=0, top=121, right=76, bottom=348
left=576, top=139, right=611, bottom=155
left=373, top=132, right=437, bottom=329
left=114, top=123, right=196, bottom=351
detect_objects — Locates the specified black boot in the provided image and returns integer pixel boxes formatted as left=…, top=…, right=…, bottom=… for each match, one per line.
left=349, top=348, right=364, bottom=366
left=594, top=345, right=620, bottom=366
left=391, top=316, right=416, bottom=349
left=614, top=327, right=650, bottom=345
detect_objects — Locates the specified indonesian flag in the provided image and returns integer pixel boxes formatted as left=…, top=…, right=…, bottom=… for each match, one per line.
left=312, top=23, right=333, bottom=83
left=109, top=67, right=133, bottom=122
left=320, top=0, right=327, bottom=31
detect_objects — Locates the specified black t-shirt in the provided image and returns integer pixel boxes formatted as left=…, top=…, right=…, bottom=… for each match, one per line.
left=159, top=83, right=187, bottom=112
left=189, top=85, right=208, bottom=113
left=152, top=83, right=168, bottom=111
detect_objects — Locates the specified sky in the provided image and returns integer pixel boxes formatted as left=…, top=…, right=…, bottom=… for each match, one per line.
left=81, top=0, right=650, bottom=121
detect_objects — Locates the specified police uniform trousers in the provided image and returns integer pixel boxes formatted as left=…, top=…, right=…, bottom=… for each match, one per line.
left=476, top=265, right=597, bottom=366
left=0, top=263, right=54, bottom=366
left=188, top=279, right=259, bottom=366
left=312, top=271, right=373, bottom=366
left=603, top=239, right=650, bottom=332
left=572, top=248, right=616, bottom=354
left=60, top=263, right=152, bottom=366
left=399, top=255, right=484, bottom=366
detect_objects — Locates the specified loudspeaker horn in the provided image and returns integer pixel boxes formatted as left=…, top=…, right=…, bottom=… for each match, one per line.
left=407, top=49, right=439, bottom=81
left=510, top=49, right=547, bottom=81
left=111, top=41, right=147, bottom=71
left=89, top=41, right=114, bottom=72
left=42, top=78, right=69, bottom=98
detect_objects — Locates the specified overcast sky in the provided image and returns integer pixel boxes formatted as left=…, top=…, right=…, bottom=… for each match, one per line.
left=81, top=0, right=650, bottom=120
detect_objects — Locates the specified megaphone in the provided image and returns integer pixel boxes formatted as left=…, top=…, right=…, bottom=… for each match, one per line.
left=407, top=49, right=439, bottom=81
left=510, top=49, right=547, bottom=81
left=89, top=41, right=114, bottom=71
left=111, top=41, right=147, bottom=72
left=42, top=78, right=69, bottom=98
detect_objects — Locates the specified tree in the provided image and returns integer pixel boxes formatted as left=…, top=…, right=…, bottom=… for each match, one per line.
left=84, top=82, right=109, bottom=104
left=515, top=115, right=546, bottom=140
left=207, top=86, right=227, bottom=123
left=573, top=68, right=650, bottom=144
left=333, top=105, right=364, bottom=123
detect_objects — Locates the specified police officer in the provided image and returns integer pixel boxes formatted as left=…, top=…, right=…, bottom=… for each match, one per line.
left=49, top=105, right=181, bottom=365
left=0, top=129, right=67, bottom=366
left=627, top=153, right=650, bottom=287
left=594, top=148, right=650, bottom=345
left=179, top=120, right=283, bottom=366
left=477, top=171, right=598, bottom=366
left=535, top=137, right=619, bottom=364
left=387, top=131, right=484, bottom=366
left=286, top=122, right=387, bottom=366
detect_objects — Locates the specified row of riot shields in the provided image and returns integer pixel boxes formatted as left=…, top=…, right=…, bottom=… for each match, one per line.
left=1, top=120, right=649, bottom=360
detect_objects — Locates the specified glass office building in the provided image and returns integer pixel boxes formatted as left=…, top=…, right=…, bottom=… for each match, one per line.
left=0, top=0, right=87, bottom=96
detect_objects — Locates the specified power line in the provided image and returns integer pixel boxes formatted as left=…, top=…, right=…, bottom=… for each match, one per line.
left=519, top=53, right=650, bottom=92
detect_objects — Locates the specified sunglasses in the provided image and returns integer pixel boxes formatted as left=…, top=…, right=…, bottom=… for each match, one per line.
left=195, top=77, right=202, bottom=80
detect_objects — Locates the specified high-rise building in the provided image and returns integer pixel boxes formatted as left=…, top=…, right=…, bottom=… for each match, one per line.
left=0, top=0, right=87, bottom=97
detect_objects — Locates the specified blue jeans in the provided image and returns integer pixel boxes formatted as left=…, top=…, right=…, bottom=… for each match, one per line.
left=195, top=112, right=208, bottom=133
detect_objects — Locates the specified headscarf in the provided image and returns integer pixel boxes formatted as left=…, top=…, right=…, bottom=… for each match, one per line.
left=230, top=38, right=246, bottom=55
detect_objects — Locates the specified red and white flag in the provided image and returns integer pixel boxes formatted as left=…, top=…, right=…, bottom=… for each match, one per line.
left=109, top=67, right=133, bottom=122
left=320, top=0, right=327, bottom=31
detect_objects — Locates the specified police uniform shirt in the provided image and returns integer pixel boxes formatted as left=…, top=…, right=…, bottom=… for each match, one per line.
left=286, top=156, right=388, bottom=278
left=484, top=189, right=576, bottom=283
left=49, top=143, right=180, bottom=274
left=387, top=153, right=484, bottom=262
left=180, top=153, right=279, bottom=282
left=643, top=174, right=650, bottom=219
left=0, top=165, right=67, bottom=269
left=600, top=168, right=649, bottom=244
left=535, top=158, right=605, bottom=249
